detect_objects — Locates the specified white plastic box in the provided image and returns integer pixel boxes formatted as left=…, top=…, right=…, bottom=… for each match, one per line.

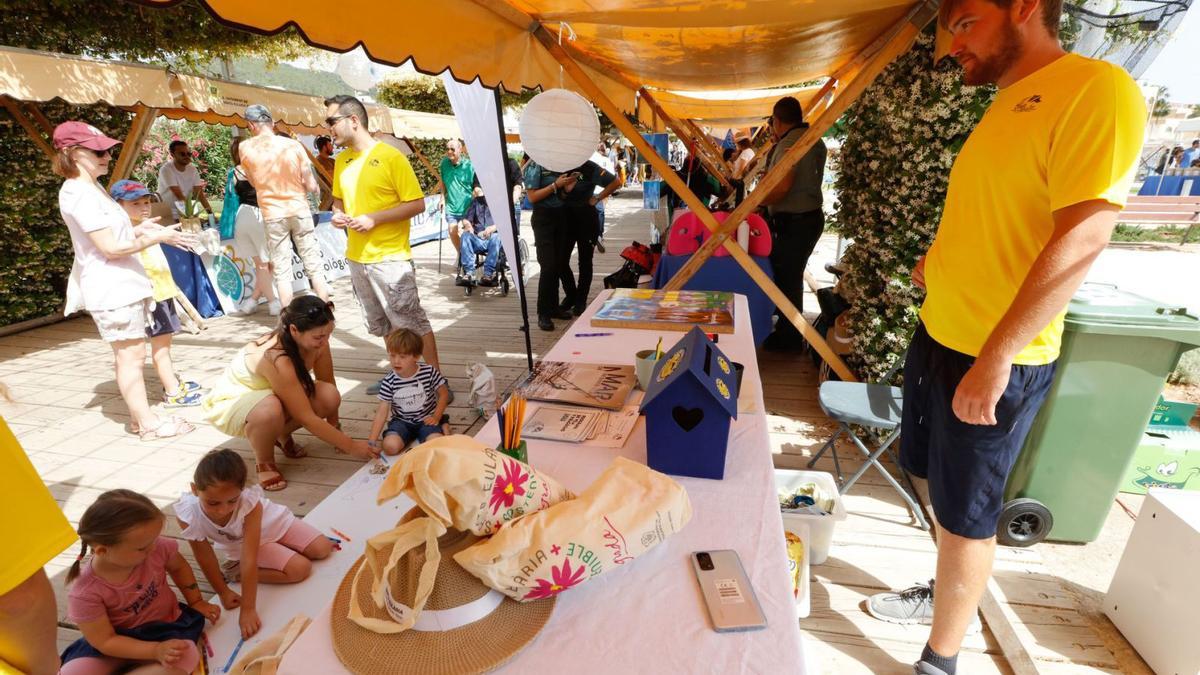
left=1104, top=489, right=1200, bottom=675
left=774, top=468, right=847, bottom=565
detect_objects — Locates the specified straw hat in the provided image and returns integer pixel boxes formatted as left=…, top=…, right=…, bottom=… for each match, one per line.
left=331, top=508, right=555, bottom=674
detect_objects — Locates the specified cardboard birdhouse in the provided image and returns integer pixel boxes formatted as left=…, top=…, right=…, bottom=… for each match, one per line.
left=639, top=327, right=738, bottom=479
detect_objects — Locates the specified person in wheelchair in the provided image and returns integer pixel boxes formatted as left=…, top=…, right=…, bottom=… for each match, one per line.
left=455, top=186, right=502, bottom=287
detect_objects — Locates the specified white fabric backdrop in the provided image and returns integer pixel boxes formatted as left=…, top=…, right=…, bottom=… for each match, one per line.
left=441, top=74, right=522, bottom=299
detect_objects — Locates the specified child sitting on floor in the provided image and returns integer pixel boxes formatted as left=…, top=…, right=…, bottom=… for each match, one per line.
left=109, top=179, right=203, bottom=408
left=174, top=448, right=332, bottom=640
left=368, top=328, right=451, bottom=456
left=60, top=489, right=220, bottom=675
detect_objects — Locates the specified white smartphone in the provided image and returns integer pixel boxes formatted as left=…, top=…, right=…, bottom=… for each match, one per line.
left=691, top=550, right=768, bottom=633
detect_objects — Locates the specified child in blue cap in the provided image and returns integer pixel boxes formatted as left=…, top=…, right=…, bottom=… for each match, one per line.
left=109, top=180, right=203, bottom=407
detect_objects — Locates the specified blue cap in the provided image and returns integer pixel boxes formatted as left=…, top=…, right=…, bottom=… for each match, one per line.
left=109, top=179, right=153, bottom=201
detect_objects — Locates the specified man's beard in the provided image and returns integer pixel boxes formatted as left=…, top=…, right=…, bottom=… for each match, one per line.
left=961, top=20, right=1023, bottom=86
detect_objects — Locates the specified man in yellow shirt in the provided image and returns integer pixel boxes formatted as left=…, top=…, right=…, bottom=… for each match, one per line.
left=0, top=414, right=77, bottom=675
left=322, top=95, right=440, bottom=393
left=865, top=2, right=1146, bottom=674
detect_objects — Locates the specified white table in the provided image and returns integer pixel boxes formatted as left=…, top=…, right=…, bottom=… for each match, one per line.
left=207, top=291, right=805, bottom=674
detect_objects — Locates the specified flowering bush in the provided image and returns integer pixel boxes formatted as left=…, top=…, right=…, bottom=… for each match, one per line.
left=132, top=119, right=233, bottom=199
left=832, top=32, right=994, bottom=381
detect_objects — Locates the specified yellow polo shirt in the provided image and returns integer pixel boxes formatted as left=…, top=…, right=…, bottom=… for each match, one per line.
left=0, top=416, right=76, bottom=596
left=922, top=54, right=1146, bottom=365
left=333, top=142, right=425, bottom=263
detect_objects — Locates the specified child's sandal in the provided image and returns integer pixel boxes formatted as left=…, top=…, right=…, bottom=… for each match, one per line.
left=256, top=462, right=287, bottom=491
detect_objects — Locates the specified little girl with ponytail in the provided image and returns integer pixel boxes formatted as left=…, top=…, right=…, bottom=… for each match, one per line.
left=60, top=489, right=219, bottom=675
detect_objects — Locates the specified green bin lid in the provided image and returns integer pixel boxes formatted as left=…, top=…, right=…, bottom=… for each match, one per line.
left=1066, top=283, right=1200, bottom=346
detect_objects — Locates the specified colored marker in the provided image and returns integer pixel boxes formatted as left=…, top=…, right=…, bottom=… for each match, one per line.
left=204, top=633, right=214, bottom=657
left=222, top=637, right=244, bottom=673
left=331, top=528, right=352, bottom=542
left=574, top=332, right=613, bottom=337
left=325, top=535, right=342, bottom=544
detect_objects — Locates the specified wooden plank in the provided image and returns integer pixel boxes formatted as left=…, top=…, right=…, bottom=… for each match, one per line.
left=2, top=95, right=56, bottom=160
left=111, top=105, right=158, bottom=183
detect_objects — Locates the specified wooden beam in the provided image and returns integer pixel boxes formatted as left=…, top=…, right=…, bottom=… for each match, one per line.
left=403, top=137, right=445, bottom=196
left=110, top=105, right=157, bottom=183
left=298, top=137, right=333, bottom=186
left=684, top=118, right=736, bottom=180
left=638, top=88, right=733, bottom=192
left=664, top=0, right=936, bottom=295
left=2, top=96, right=56, bottom=160
left=531, top=24, right=857, bottom=381
left=23, top=102, right=55, bottom=137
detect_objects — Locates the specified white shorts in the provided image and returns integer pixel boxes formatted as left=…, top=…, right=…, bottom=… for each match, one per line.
left=90, top=298, right=152, bottom=343
left=234, top=204, right=269, bottom=261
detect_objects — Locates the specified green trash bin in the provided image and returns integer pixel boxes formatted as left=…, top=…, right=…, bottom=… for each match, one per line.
left=999, top=283, right=1200, bottom=546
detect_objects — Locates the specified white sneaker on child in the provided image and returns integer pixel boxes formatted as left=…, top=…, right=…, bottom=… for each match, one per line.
left=236, top=297, right=258, bottom=315
left=268, top=300, right=282, bottom=316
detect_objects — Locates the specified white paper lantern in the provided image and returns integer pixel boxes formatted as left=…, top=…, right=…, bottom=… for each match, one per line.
left=519, top=88, right=601, bottom=172
left=336, top=48, right=379, bottom=92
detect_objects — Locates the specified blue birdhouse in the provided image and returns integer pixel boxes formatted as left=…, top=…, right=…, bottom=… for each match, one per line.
left=639, top=327, right=738, bottom=479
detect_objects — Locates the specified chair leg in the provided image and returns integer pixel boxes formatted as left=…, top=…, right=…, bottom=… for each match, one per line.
left=841, top=428, right=930, bottom=531
left=806, top=425, right=845, bottom=484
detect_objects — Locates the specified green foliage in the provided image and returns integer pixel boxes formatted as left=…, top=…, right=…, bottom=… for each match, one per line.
left=377, top=74, right=538, bottom=118
left=1152, top=88, right=1172, bottom=118
left=0, top=0, right=308, bottom=71
left=0, top=102, right=131, bottom=326
left=832, top=32, right=994, bottom=381
left=131, top=118, right=233, bottom=201
left=1169, top=349, right=1200, bottom=387
left=200, top=57, right=357, bottom=98
left=1189, top=104, right=1200, bottom=119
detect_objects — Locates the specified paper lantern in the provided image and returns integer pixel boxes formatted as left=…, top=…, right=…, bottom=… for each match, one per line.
left=336, top=48, right=379, bottom=92
left=519, top=89, right=600, bottom=172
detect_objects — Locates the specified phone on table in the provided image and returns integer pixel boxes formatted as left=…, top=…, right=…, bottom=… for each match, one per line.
left=691, top=550, right=768, bottom=633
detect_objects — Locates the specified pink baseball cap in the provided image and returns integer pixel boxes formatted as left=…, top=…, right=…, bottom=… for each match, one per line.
left=52, top=121, right=122, bottom=151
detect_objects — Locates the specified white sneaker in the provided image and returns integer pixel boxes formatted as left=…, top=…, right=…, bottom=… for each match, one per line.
left=268, top=300, right=282, bottom=316
left=236, top=297, right=258, bottom=315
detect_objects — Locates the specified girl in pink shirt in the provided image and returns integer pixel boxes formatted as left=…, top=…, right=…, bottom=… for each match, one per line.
left=174, top=449, right=331, bottom=640
left=61, top=490, right=220, bottom=675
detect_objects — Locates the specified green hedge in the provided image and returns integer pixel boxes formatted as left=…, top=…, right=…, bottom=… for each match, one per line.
left=0, top=102, right=132, bottom=326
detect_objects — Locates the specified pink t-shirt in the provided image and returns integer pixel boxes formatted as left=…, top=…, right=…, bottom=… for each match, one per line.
left=238, top=134, right=314, bottom=221
left=67, top=537, right=182, bottom=629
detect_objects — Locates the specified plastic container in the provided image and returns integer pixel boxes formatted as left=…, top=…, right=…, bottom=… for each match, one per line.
left=774, top=468, right=847, bottom=564
left=781, top=520, right=811, bottom=618
left=1002, top=283, right=1200, bottom=545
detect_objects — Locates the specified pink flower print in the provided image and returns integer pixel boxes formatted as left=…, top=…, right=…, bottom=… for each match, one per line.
left=523, top=559, right=587, bottom=600
left=488, top=458, right=529, bottom=514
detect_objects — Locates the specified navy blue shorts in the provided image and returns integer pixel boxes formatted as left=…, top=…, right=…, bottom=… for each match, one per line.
left=147, top=299, right=182, bottom=338
left=385, top=415, right=448, bottom=444
left=899, top=323, right=1056, bottom=539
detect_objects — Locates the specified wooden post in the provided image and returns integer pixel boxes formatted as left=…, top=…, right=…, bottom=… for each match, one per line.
left=2, top=96, right=56, bottom=160
left=664, top=1, right=936, bottom=294
left=23, top=102, right=56, bottom=137
left=684, top=118, right=736, bottom=180
left=638, top=88, right=733, bottom=192
left=111, top=105, right=158, bottom=183
left=403, top=137, right=445, bottom=197
left=531, top=25, right=858, bottom=381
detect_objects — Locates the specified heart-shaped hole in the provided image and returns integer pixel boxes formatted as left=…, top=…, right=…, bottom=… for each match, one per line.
left=672, top=406, right=704, bottom=432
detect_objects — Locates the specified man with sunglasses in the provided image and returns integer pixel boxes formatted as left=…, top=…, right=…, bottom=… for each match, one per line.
left=157, top=140, right=212, bottom=220
left=237, top=104, right=332, bottom=307
left=323, top=94, right=443, bottom=395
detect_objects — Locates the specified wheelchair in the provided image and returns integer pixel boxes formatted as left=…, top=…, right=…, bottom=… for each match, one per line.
left=457, top=237, right=529, bottom=297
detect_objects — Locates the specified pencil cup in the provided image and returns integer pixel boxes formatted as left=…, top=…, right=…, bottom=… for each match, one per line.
left=498, top=440, right=528, bottom=464
left=635, top=349, right=660, bottom=390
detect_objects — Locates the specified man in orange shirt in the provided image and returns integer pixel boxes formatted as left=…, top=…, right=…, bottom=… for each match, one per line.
left=238, top=105, right=332, bottom=306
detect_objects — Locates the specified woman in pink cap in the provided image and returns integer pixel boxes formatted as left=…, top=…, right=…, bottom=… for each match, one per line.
left=53, top=121, right=198, bottom=440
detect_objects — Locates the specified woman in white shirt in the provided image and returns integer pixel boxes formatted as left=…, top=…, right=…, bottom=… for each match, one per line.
left=52, top=121, right=197, bottom=441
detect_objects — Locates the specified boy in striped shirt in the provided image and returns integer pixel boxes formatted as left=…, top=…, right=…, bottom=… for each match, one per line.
left=368, top=329, right=451, bottom=456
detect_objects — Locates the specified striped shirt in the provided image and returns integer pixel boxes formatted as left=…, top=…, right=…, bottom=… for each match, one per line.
left=378, top=363, right=447, bottom=422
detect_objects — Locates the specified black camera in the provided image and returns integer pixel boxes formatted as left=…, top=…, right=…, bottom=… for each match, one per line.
left=696, top=552, right=714, bottom=571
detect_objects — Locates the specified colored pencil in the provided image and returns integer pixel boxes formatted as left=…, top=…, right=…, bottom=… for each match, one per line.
left=574, top=332, right=613, bottom=337
left=331, top=528, right=352, bottom=542
left=204, top=633, right=214, bottom=657
left=325, top=535, right=342, bottom=544
left=654, top=337, right=663, bottom=360
left=222, top=637, right=244, bottom=673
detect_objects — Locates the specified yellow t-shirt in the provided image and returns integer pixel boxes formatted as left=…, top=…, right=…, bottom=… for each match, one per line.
left=0, top=416, right=76, bottom=596
left=137, top=244, right=179, bottom=302
left=921, top=54, right=1146, bottom=365
left=332, top=142, right=425, bottom=264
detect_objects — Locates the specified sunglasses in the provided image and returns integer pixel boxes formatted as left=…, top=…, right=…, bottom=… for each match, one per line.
left=85, top=148, right=112, bottom=158
left=305, top=300, right=336, bottom=319
left=325, top=115, right=349, bottom=128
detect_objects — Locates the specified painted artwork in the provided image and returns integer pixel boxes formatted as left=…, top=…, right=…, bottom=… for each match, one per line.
left=591, top=289, right=735, bottom=334
left=522, top=361, right=636, bottom=411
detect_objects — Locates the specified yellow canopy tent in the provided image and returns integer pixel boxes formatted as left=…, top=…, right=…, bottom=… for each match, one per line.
left=133, top=0, right=942, bottom=380
left=0, top=45, right=464, bottom=181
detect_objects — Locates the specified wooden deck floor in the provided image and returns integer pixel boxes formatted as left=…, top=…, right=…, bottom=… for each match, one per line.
left=2, top=191, right=1135, bottom=671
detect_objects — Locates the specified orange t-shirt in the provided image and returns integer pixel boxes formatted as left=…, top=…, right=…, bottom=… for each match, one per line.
left=238, top=134, right=314, bottom=221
